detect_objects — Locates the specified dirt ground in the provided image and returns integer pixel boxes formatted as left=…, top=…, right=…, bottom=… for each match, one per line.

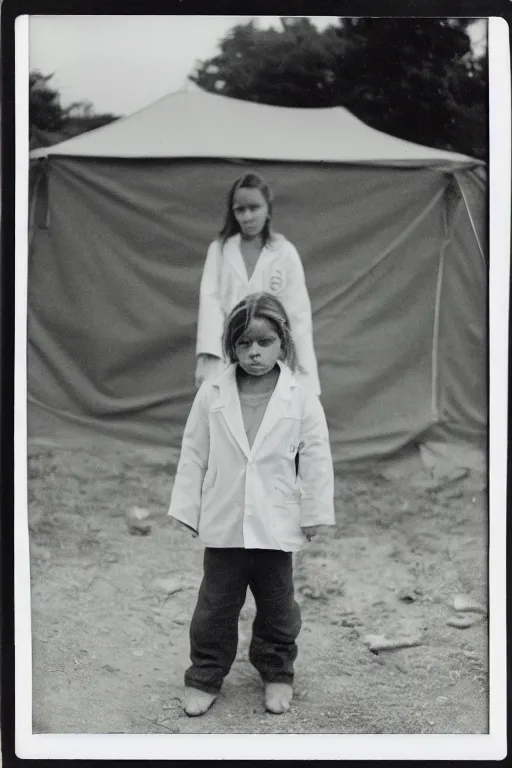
left=27, top=434, right=488, bottom=736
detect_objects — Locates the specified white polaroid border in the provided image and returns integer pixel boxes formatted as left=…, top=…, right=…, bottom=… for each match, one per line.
left=14, top=14, right=508, bottom=761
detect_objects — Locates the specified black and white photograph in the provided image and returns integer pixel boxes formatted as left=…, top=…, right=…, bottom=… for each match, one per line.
left=10, top=8, right=509, bottom=761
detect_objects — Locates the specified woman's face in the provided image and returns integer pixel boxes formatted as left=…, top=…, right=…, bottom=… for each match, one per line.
left=232, top=187, right=269, bottom=239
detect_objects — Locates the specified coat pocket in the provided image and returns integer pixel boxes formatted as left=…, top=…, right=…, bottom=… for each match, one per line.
left=272, top=478, right=306, bottom=548
left=274, top=476, right=301, bottom=505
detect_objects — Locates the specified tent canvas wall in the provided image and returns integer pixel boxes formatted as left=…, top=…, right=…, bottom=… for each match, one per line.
left=28, top=89, right=487, bottom=467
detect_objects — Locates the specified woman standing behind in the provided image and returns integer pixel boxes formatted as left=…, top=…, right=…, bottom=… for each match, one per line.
left=195, top=172, right=321, bottom=395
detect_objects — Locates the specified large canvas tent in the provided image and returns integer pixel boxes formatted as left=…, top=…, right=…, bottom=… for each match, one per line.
left=28, top=88, right=487, bottom=468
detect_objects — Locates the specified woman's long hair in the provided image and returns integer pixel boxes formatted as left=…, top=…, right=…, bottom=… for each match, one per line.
left=223, top=292, right=297, bottom=372
left=219, top=172, right=274, bottom=249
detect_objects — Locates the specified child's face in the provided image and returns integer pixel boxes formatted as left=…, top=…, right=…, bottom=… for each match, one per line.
left=235, top=317, right=282, bottom=376
left=232, top=187, right=269, bottom=238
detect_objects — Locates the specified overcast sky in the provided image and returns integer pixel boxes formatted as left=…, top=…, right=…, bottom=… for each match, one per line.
left=29, top=15, right=488, bottom=117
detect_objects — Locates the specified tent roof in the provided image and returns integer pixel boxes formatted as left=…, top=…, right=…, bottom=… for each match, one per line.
left=30, top=87, right=481, bottom=168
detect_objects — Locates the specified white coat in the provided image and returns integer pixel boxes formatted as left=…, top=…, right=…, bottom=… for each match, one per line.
left=196, top=233, right=321, bottom=395
left=168, top=361, right=335, bottom=551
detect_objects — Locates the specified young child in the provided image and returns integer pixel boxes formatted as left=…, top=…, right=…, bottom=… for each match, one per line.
left=169, top=292, right=334, bottom=717
left=195, top=172, right=321, bottom=395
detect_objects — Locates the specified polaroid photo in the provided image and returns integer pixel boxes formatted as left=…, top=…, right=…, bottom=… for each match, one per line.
left=6, top=6, right=509, bottom=762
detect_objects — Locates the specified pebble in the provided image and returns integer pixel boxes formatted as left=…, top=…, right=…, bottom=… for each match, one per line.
left=151, top=576, right=183, bottom=597
left=397, top=588, right=416, bottom=603
left=436, top=696, right=449, bottom=704
left=300, top=586, right=327, bottom=600
left=126, top=507, right=152, bottom=535
left=101, top=664, right=120, bottom=673
left=437, top=489, right=463, bottom=501
left=453, top=594, right=486, bottom=615
left=127, top=522, right=151, bottom=536
left=364, top=633, right=422, bottom=652
left=128, top=506, right=150, bottom=521
left=446, top=615, right=482, bottom=629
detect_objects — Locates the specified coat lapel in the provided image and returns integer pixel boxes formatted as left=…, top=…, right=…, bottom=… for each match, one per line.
left=249, top=363, right=297, bottom=456
left=211, top=365, right=251, bottom=458
left=224, top=234, right=249, bottom=283
left=210, top=362, right=298, bottom=460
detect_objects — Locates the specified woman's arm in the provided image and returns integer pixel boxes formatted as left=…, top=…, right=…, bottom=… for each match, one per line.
left=283, top=244, right=321, bottom=395
left=196, top=241, right=225, bottom=361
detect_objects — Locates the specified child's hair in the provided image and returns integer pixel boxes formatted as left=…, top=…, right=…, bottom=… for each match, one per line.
left=219, top=172, right=274, bottom=249
left=223, top=292, right=297, bottom=372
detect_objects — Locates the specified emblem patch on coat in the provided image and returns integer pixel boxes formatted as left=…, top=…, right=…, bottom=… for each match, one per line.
left=269, top=268, right=285, bottom=294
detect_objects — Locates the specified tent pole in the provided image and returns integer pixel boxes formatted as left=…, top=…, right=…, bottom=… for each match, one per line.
left=28, top=160, right=47, bottom=256
left=431, top=238, right=446, bottom=423
left=454, top=172, right=486, bottom=269
left=28, top=165, right=41, bottom=256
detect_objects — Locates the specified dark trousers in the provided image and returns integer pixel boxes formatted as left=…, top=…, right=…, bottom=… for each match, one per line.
left=184, top=548, right=302, bottom=695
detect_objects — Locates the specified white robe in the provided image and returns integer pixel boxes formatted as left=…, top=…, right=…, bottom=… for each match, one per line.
left=196, top=233, right=321, bottom=395
left=169, top=362, right=334, bottom=551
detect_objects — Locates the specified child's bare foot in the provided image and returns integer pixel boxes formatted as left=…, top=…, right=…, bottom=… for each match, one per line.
left=183, top=688, right=218, bottom=717
left=264, top=682, right=293, bottom=714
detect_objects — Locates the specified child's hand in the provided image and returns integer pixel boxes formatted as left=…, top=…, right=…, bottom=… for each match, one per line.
left=302, top=525, right=330, bottom=542
left=195, top=353, right=221, bottom=389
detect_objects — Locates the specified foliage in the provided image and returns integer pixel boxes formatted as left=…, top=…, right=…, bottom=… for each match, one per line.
left=29, top=70, right=66, bottom=132
left=29, top=70, right=120, bottom=147
left=190, top=17, right=488, bottom=159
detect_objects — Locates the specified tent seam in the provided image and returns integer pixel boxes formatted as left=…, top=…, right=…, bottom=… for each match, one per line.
left=454, top=173, right=486, bottom=269
left=431, top=203, right=451, bottom=423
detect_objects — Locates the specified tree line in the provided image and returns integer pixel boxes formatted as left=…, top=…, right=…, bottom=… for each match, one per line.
left=30, top=17, right=487, bottom=159
left=29, top=70, right=120, bottom=149
left=190, top=17, right=487, bottom=160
